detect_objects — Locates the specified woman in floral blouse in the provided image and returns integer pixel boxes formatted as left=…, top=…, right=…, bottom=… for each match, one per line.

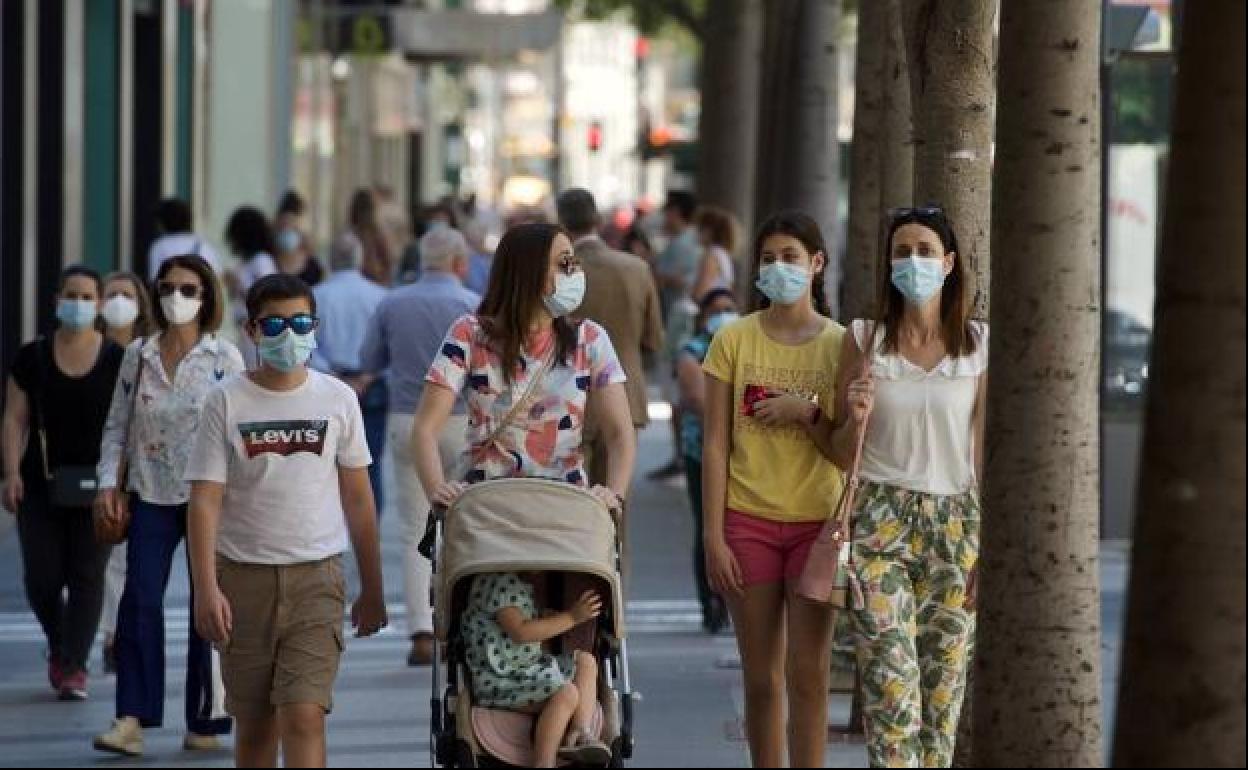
left=92, top=255, right=244, bottom=758
left=412, top=223, right=636, bottom=514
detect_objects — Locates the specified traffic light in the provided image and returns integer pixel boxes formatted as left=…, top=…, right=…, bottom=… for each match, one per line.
left=640, top=122, right=672, bottom=161
left=588, top=120, right=603, bottom=153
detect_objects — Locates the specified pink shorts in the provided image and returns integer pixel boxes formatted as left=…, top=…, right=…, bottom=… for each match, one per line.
left=723, top=509, right=825, bottom=586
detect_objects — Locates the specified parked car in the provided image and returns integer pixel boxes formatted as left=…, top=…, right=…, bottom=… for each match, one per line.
left=1104, top=308, right=1152, bottom=408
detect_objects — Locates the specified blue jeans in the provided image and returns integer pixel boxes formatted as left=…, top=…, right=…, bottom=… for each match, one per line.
left=114, top=498, right=231, bottom=734
left=359, top=378, right=388, bottom=516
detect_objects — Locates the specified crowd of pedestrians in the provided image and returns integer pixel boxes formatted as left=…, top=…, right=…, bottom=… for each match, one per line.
left=1, top=183, right=984, bottom=768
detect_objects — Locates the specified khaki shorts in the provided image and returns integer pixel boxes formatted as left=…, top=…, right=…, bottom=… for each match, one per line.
left=216, top=555, right=346, bottom=719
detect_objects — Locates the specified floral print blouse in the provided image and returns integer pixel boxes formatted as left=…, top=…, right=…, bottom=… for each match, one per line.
left=97, top=333, right=245, bottom=505
left=425, top=314, right=626, bottom=485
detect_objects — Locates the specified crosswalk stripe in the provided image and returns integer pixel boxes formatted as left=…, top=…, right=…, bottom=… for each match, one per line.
left=0, top=600, right=707, bottom=643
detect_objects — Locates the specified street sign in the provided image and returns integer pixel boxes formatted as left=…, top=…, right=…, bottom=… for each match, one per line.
left=395, top=9, right=562, bottom=60
left=297, top=11, right=394, bottom=56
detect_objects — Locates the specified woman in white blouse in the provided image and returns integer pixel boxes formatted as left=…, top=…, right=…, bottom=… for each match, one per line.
left=810, top=206, right=987, bottom=768
left=91, top=255, right=244, bottom=758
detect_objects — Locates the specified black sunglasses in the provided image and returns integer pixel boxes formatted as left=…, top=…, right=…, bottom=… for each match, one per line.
left=557, top=252, right=582, bottom=276
left=157, top=281, right=202, bottom=299
left=254, top=313, right=318, bottom=337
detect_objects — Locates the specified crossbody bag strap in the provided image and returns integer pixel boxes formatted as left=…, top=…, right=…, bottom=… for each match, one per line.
left=449, top=345, right=558, bottom=481
left=834, top=320, right=878, bottom=540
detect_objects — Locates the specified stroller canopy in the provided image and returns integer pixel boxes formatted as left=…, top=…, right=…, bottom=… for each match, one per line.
left=437, top=478, right=626, bottom=639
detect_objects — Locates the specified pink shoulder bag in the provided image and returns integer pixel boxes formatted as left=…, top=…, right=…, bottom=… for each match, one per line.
left=797, top=322, right=876, bottom=608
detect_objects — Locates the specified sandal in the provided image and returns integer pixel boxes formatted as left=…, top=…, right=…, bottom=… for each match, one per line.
left=557, top=728, right=611, bottom=766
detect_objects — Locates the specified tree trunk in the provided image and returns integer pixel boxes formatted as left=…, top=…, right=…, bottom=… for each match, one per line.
left=1111, top=2, right=1247, bottom=766
left=899, top=5, right=995, bottom=759
left=975, top=2, right=1104, bottom=766
left=753, top=0, right=842, bottom=316
left=753, top=0, right=796, bottom=228
left=901, top=0, right=995, bottom=317
left=855, top=0, right=916, bottom=322
left=841, top=0, right=886, bottom=322
left=696, top=0, right=762, bottom=241
left=879, top=0, right=914, bottom=216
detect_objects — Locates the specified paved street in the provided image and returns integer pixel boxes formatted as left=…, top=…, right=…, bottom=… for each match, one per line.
left=0, top=414, right=1130, bottom=767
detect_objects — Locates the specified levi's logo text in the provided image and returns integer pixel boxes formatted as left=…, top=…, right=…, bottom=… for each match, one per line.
left=239, top=420, right=329, bottom=458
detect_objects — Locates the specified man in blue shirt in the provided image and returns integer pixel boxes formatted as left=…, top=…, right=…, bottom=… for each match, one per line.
left=359, top=227, right=479, bottom=667
left=311, top=234, right=390, bottom=512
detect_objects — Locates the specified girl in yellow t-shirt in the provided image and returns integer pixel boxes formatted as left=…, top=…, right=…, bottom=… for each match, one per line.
left=702, top=211, right=845, bottom=768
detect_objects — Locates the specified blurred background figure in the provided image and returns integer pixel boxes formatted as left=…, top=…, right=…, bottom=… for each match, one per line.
left=348, top=189, right=396, bottom=286
left=359, top=226, right=479, bottom=667
left=311, top=233, right=389, bottom=512
left=273, top=190, right=324, bottom=286
left=650, top=190, right=702, bottom=480
left=223, top=205, right=278, bottom=366
left=375, top=185, right=414, bottom=279
left=462, top=220, right=495, bottom=297
left=621, top=224, right=655, bottom=265
left=690, top=205, right=740, bottom=301
left=95, top=272, right=154, bottom=675
left=147, top=198, right=220, bottom=281
left=675, top=287, right=738, bottom=634
left=557, top=188, right=664, bottom=489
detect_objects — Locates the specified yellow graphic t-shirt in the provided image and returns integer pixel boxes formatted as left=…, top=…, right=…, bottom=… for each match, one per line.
left=702, top=313, right=845, bottom=523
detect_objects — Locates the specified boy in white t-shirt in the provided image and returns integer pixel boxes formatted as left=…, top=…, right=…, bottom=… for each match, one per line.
left=185, top=274, right=387, bottom=768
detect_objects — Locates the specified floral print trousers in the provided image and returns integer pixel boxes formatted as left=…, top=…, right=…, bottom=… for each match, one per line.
left=850, top=481, right=979, bottom=768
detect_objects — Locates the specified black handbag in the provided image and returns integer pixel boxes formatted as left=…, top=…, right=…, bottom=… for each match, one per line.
left=48, top=467, right=100, bottom=509
left=33, top=337, right=101, bottom=509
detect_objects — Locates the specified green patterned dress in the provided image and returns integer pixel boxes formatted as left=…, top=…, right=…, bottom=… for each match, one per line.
left=462, top=573, right=578, bottom=710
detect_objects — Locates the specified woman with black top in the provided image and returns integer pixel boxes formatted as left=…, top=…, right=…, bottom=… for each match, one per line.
left=1, top=265, right=125, bottom=701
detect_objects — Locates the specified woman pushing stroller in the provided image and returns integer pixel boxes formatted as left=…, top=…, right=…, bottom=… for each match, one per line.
left=410, top=222, right=636, bottom=527
left=412, top=223, right=638, bottom=767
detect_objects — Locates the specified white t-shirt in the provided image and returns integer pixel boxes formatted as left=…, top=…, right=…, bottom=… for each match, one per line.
left=184, top=369, right=372, bottom=565
left=708, top=244, right=735, bottom=291
left=235, top=252, right=278, bottom=292
left=148, top=233, right=222, bottom=280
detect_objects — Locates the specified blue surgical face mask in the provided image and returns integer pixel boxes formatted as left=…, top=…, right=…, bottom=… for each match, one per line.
left=755, top=262, right=811, bottom=306
left=706, top=311, right=740, bottom=335
left=56, top=299, right=98, bottom=330
left=544, top=271, right=586, bottom=318
left=890, top=256, right=947, bottom=305
left=256, top=328, right=318, bottom=373
left=276, top=227, right=301, bottom=254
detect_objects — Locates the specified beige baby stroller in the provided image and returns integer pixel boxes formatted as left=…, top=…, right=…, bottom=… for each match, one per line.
left=429, top=479, right=635, bottom=768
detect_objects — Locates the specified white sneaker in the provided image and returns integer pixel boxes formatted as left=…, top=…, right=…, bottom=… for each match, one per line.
left=183, top=732, right=223, bottom=751
left=93, top=717, right=143, bottom=757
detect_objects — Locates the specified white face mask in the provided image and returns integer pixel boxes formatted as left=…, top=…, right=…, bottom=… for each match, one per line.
left=161, top=293, right=202, bottom=326
left=101, top=296, right=140, bottom=328
left=543, top=271, right=586, bottom=318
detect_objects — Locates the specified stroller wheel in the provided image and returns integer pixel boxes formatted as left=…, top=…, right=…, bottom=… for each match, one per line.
left=609, top=738, right=626, bottom=767
left=434, top=733, right=452, bottom=767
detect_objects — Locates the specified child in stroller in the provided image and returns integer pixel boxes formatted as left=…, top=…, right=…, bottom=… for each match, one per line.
left=462, top=572, right=612, bottom=768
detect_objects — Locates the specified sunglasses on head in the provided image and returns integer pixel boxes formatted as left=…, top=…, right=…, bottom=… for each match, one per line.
left=888, top=205, right=946, bottom=221
left=254, top=313, right=318, bottom=337
left=157, top=281, right=202, bottom=299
